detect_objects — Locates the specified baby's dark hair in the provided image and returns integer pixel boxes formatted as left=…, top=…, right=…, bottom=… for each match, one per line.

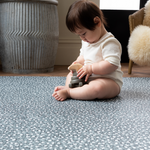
left=66, top=0, right=107, bottom=32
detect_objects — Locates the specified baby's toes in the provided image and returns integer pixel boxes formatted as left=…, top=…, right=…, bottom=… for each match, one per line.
left=54, top=93, right=62, bottom=101
left=52, top=92, right=57, bottom=97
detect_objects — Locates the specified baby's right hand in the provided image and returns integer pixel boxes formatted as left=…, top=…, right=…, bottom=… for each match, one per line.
left=72, top=61, right=77, bottom=65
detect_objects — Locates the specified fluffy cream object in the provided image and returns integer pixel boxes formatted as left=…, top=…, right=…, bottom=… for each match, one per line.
left=128, top=25, right=150, bottom=66
left=143, top=0, right=150, bottom=26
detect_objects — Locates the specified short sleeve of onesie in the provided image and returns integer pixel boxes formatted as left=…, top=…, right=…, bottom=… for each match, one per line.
left=101, top=37, right=122, bottom=67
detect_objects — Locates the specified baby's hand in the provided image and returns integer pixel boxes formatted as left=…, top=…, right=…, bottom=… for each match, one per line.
left=68, top=62, right=82, bottom=74
left=77, top=65, right=92, bottom=82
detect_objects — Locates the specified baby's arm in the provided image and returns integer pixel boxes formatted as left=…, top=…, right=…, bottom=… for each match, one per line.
left=92, top=60, right=118, bottom=75
left=77, top=60, right=118, bottom=81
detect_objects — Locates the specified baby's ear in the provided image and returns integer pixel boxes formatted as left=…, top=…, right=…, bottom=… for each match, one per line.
left=94, top=16, right=101, bottom=26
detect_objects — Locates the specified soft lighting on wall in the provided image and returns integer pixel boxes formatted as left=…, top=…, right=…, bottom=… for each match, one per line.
left=99, top=0, right=140, bottom=10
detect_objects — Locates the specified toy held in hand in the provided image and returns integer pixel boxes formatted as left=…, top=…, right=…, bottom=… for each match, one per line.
left=68, top=63, right=86, bottom=88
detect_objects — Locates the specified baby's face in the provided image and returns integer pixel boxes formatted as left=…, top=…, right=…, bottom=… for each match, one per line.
left=75, top=26, right=101, bottom=44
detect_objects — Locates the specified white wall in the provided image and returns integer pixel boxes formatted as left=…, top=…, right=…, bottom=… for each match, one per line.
left=55, top=0, right=99, bottom=65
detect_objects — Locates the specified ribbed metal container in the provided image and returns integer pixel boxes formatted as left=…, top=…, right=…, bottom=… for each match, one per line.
left=0, top=0, right=59, bottom=73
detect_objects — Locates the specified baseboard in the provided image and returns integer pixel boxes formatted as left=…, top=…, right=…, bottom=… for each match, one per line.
left=59, top=38, right=81, bottom=44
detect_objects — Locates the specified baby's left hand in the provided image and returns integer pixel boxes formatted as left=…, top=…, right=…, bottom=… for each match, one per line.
left=77, top=65, right=92, bottom=82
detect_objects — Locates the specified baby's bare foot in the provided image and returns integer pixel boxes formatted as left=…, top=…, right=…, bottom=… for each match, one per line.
left=52, top=88, right=70, bottom=101
left=54, top=86, right=66, bottom=92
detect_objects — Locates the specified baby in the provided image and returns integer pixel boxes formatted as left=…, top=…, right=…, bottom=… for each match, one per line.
left=52, top=0, right=123, bottom=101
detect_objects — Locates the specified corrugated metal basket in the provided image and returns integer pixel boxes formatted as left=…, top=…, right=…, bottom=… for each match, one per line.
left=0, top=0, right=59, bottom=73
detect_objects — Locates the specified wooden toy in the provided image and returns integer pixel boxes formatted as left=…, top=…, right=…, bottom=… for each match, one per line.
left=68, top=63, right=86, bottom=88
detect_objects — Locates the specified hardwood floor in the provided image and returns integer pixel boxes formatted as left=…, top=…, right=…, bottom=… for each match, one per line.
left=0, top=63, right=150, bottom=77
left=121, top=63, right=150, bottom=77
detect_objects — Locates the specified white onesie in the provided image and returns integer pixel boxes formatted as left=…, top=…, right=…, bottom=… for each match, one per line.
left=80, top=32, right=123, bottom=89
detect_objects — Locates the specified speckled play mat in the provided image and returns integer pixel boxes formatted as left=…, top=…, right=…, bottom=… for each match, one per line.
left=0, top=76, right=150, bottom=149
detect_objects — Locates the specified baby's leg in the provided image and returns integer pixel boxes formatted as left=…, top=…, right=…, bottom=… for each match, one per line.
left=53, top=78, right=120, bottom=101
left=69, top=78, right=119, bottom=100
left=65, top=72, right=72, bottom=87
left=88, top=78, right=120, bottom=99
left=53, top=72, right=72, bottom=92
